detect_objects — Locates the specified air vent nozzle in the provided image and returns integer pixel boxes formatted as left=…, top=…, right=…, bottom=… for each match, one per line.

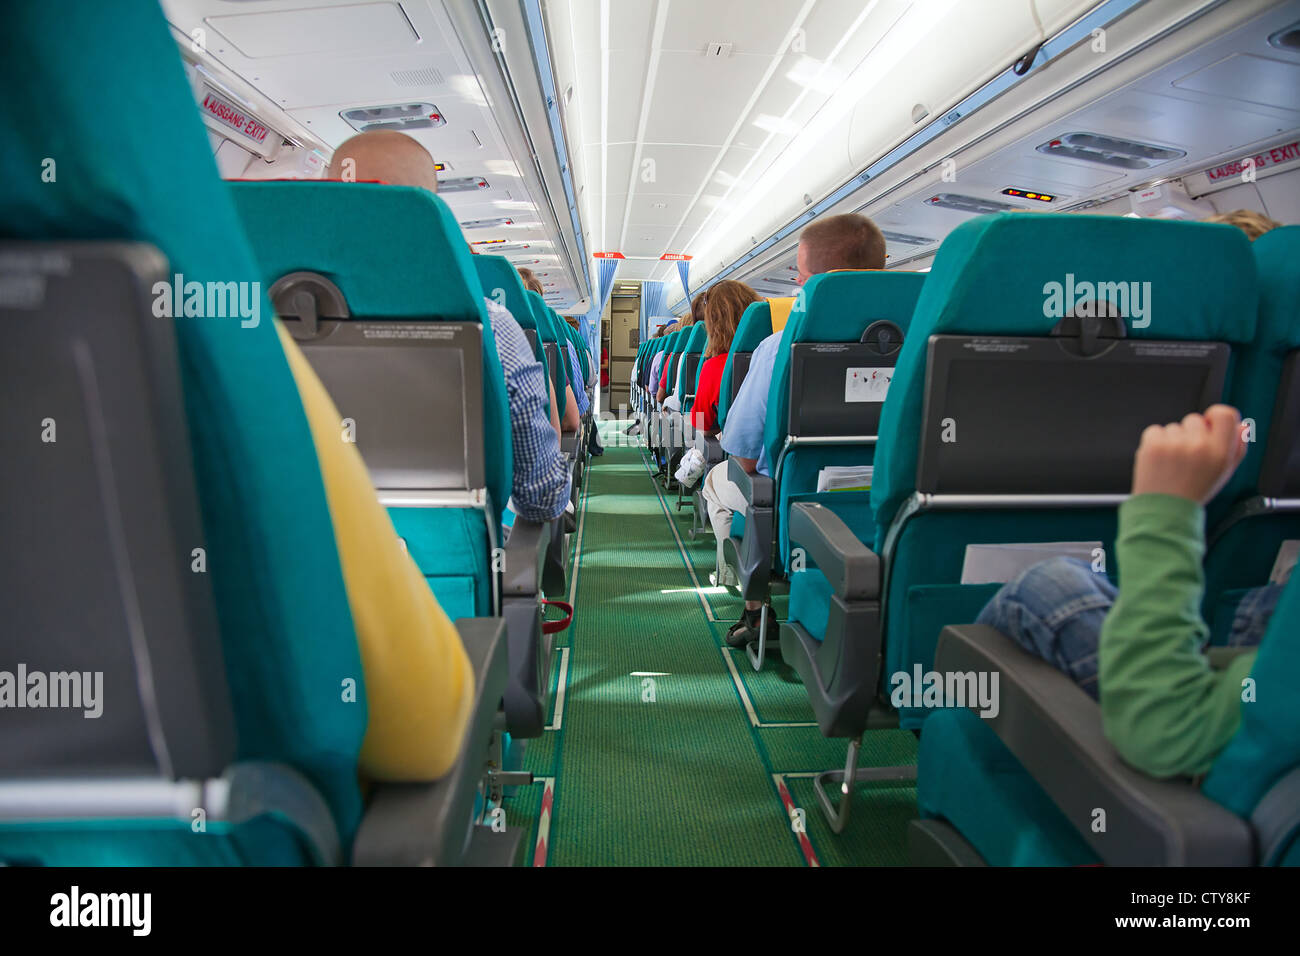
left=1269, top=21, right=1300, bottom=51
left=924, top=194, right=1023, bottom=215
left=439, top=176, right=490, bottom=193
left=881, top=229, right=936, bottom=246
left=1036, top=132, right=1185, bottom=169
left=341, top=103, right=444, bottom=132
left=460, top=217, right=514, bottom=229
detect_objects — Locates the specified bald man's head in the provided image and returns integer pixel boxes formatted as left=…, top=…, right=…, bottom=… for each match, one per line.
left=327, top=130, right=439, bottom=192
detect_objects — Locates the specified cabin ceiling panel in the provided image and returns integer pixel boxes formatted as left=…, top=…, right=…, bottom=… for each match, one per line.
left=206, top=2, right=419, bottom=58
left=659, top=0, right=801, bottom=55
left=1172, top=53, right=1300, bottom=113
left=641, top=53, right=781, bottom=147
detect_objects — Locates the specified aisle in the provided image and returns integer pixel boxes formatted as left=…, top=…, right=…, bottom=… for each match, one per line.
left=506, top=422, right=918, bottom=866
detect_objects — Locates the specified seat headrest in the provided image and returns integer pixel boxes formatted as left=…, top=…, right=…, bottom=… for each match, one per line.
left=475, top=254, right=529, bottom=313
left=1253, top=226, right=1300, bottom=350
left=768, top=296, right=796, bottom=332
left=911, top=213, right=1257, bottom=342
left=230, top=182, right=486, bottom=322
left=787, top=271, right=926, bottom=343
left=734, top=301, right=774, bottom=351
left=683, top=322, right=707, bottom=352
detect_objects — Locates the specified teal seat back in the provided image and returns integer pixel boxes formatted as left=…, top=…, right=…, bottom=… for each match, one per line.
left=718, top=301, right=773, bottom=429
left=652, top=330, right=676, bottom=391
left=529, top=290, right=569, bottom=417
left=872, top=213, right=1258, bottom=546
left=1217, top=226, right=1300, bottom=507
left=0, top=0, right=366, bottom=861
left=566, top=322, right=592, bottom=384
left=869, top=213, right=1257, bottom=728
left=675, top=323, right=707, bottom=404
left=1203, top=227, right=1300, bottom=632
left=1204, top=570, right=1300, bottom=850
left=231, top=181, right=511, bottom=618
left=664, top=327, right=689, bottom=395
left=475, top=254, right=550, bottom=414
left=646, top=335, right=671, bottom=392
left=764, top=271, right=925, bottom=567
left=559, top=317, right=588, bottom=385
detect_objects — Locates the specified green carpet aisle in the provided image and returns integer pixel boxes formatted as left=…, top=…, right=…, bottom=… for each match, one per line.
left=505, top=421, right=918, bottom=865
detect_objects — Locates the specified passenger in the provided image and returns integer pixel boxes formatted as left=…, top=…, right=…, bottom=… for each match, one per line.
left=636, top=322, right=674, bottom=404
left=977, top=405, right=1283, bottom=778
left=518, top=266, right=583, bottom=434
left=1203, top=208, right=1283, bottom=240
left=470, top=248, right=562, bottom=440
left=691, top=280, right=761, bottom=435
left=327, top=131, right=570, bottom=523
left=703, top=213, right=887, bottom=643
left=657, top=294, right=705, bottom=405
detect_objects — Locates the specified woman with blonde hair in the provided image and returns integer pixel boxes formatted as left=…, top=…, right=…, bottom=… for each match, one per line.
left=1202, top=209, right=1283, bottom=241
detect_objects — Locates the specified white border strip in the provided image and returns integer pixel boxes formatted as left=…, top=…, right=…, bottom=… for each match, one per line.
left=545, top=645, right=571, bottom=732
left=531, top=775, right=556, bottom=867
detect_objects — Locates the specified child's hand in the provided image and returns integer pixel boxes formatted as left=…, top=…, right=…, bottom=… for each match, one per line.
left=1131, top=404, right=1249, bottom=505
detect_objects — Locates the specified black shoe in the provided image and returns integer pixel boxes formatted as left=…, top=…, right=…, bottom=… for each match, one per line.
left=725, top=607, right=763, bottom=648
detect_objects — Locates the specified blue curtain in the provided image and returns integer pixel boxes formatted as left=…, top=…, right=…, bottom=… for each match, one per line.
left=640, top=280, right=667, bottom=341
left=597, top=257, right=619, bottom=313
left=677, top=259, right=691, bottom=302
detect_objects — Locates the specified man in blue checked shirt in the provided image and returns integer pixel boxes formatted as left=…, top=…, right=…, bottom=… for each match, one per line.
left=327, top=130, right=571, bottom=524
left=565, top=339, right=590, bottom=418
left=486, top=297, right=573, bottom=523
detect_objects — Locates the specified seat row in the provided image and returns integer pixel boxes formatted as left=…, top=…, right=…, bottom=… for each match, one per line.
left=0, top=0, right=594, bottom=866
left=632, top=213, right=1300, bottom=865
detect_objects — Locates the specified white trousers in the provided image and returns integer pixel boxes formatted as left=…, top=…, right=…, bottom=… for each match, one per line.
left=700, top=461, right=749, bottom=574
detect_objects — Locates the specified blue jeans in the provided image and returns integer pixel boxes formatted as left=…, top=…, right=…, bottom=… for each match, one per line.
left=976, top=557, right=1278, bottom=701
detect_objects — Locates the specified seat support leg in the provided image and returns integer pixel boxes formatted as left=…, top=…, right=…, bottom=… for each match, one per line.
left=813, top=737, right=917, bottom=834
left=746, top=603, right=770, bottom=671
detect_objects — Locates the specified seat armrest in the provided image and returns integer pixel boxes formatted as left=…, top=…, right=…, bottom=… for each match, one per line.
left=352, top=618, right=508, bottom=866
left=559, top=433, right=579, bottom=458
left=694, top=431, right=724, bottom=466
left=1254, top=766, right=1300, bottom=865
left=933, top=624, right=1254, bottom=866
left=728, top=457, right=772, bottom=507
left=788, top=503, right=880, bottom=601
left=502, top=519, right=550, bottom=598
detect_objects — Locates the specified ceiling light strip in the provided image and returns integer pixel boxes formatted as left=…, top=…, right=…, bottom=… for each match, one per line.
left=521, top=0, right=593, bottom=301
left=618, top=0, right=673, bottom=251
left=666, top=0, right=1151, bottom=310
left=665, top=0, right=884, bottom=284
left=600, top=0, right=610, bottom=263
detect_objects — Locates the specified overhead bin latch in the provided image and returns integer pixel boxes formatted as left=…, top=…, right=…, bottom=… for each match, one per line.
left=268, top=270, right=350, bottom=340
left=1013, top=41, right=1045, bottom=76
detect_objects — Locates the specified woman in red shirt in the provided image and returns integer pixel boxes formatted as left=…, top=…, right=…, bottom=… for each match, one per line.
left=691, top=280, right=761, bottom=434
